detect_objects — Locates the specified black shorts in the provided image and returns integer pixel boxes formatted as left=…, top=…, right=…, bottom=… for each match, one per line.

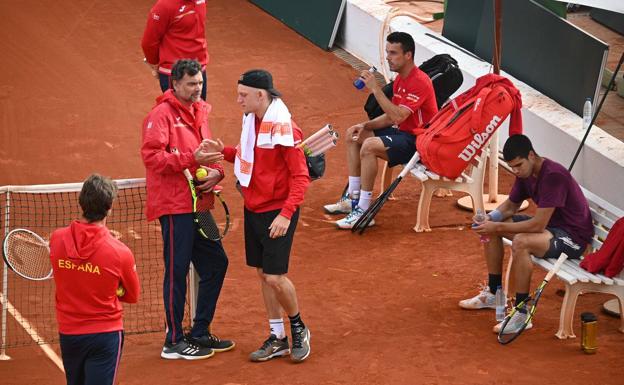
left=244, top=208, right=299, bottom=275
left=512, top=215, right=585, bottom=259
left=374, top=127, right=417, bottom=167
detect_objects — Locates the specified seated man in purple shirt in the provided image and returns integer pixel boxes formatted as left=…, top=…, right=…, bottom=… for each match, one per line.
left=459, top=134, right=594, bottom=334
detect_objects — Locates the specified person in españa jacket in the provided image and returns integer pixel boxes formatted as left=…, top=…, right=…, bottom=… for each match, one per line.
left=141, top=0, right=209, bottom=100
left=50, top=174, right=140, bottom=385
left=141, top=59, right=234, bottom=360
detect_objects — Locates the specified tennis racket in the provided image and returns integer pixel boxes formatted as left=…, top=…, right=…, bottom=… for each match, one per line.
left=497, top=253, right=569, bottom=344
left=352, top=152, right=421, bottom=234
left=2, top=228, right=53, bottom=281
left=183, top=169, right=230, bottom=241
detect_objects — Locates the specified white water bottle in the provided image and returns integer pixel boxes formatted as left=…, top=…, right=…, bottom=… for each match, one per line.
left=351, top=190, right=360, bottom=211
left=473, top=209, right=490, bottom=243
left=583, top=98, right=592, bottom=129
left=495, top=286, right=506, bottom=322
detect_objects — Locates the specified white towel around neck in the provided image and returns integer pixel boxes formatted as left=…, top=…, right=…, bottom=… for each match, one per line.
left=234, top=98, right=294, bottom=187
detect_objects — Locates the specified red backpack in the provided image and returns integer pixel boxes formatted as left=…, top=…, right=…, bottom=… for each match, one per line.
left=415, top=73, right=523, bottom=179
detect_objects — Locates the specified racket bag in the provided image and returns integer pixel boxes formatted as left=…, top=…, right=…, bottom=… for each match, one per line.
left=415, top=73, right=523, bottom=179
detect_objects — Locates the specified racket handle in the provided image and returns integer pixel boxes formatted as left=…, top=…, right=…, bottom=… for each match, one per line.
left=300, top=124, right=332, bottom=147
left=398, top=152, right=421, bottom=178
left=183, top=169, right=193, bottom=181
left=545, top=253, right=568, bottom=282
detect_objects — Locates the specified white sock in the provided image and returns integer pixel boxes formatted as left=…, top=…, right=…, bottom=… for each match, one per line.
left=348, top=176, right=361, bottom=196
left=269, top=318, right=285, bottom=339
left=358, top=190, right=373, bottom=210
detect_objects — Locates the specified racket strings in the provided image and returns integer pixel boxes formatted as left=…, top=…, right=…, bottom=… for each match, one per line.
left=194, top=192, right=228, bottom=241
left=5, top=232, right=52, bottom=279
left=211, top=193, right=230, bottom=236
left=196, top=211, right=221, bottom=240
left=497, top=297, right=536, bottom=344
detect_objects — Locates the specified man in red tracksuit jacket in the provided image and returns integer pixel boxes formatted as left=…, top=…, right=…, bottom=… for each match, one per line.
left=141, top=59, right=234, bottom=360
left=50, top=174, right=140, bottom=385
left=205, top=69, right=312, bottom=363
left=141, top=0, right=209, bottom=100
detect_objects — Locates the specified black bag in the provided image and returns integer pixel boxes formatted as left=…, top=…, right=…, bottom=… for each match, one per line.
left=306, top=153, right=326, bottom=181
left=364, top=81, right=394, bottom=120
left=363, top=53, right=464, bottom=119
left=234, top=153, right=325, bottom=186
left=419, top=53, right=463, bottom=109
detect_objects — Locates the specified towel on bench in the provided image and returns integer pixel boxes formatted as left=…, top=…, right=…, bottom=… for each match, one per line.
left=580, top=217, right=624, bottom=277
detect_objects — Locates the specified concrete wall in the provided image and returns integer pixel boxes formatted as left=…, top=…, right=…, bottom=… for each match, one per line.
left=336, top=0, right=624, bottom=211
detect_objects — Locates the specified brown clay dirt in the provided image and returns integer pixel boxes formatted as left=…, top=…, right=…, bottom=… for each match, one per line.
left=1, top=1, right=623, bottom=384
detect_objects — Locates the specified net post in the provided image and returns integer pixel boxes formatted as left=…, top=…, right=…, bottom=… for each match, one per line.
left=0, top=178, right=171, bottom=349
left=1, top=190, right=12, bottom=360
left=188, top=263, right=199, bottom=320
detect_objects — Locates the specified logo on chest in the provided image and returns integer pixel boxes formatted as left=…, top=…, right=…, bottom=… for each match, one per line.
left=174, top=116, right=187, bottom=128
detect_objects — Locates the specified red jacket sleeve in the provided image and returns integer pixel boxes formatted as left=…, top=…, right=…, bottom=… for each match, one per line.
left=141, top=114, right=197, bottom=174
left=222, top=146, right=237, bottom=163
left=141, top=1, right=171, bottom=65
left=118, top=249, right=140, bottom=304
left=279, top=144, right=310, bottom=219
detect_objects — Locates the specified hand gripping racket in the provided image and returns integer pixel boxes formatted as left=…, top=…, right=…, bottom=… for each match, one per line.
left=2, top=229, right=52, bottom=281
left=497, top=253, right=569, bottom=344
left=352, top=152, right=421, bottom=234
left=183, top=169, right=230, bottom=241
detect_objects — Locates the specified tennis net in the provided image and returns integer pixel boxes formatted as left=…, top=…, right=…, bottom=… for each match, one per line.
left=0, top=179, right=191, bottom=350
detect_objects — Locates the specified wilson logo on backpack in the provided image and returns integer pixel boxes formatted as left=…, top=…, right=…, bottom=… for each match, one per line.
left=458, top=115, right=501, bottom=161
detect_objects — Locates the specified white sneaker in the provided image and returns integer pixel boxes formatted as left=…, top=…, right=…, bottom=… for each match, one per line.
left=459, top=286, right=496, bottom=309
left=335, top=206, right=374, bottom=229
left=493, top=310, right=533, bottom=334
left=324, top=195, right=352, bottom=214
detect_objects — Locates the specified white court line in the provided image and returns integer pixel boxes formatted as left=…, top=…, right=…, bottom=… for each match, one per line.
left=0, top=292, right=65, bottom=373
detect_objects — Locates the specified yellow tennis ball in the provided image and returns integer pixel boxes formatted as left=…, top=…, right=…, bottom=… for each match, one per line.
left=116, top=286, right=125, bottom=297
left=196, top=168, right=208, bottom=179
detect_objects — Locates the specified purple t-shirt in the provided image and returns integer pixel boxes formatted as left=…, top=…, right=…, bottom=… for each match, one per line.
left=509, top=158, right=594, bottom=248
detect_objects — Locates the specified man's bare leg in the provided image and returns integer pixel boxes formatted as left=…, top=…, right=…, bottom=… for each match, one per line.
left=510, top=232, right=552, bottom=293
left=346, top=127, right=374, bottom=177
left=359, top=137, right=389, bottom=191
left=261, top=273, right=299, bottom=317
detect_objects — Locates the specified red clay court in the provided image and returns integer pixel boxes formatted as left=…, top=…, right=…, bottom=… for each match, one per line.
left=1, top=1, right=623, bottom=384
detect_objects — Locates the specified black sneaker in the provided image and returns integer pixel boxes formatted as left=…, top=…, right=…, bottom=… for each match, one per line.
left=161, top=338, right=214, bottom=360
left=186, top=333, right=235, bottom=353
left=290, top=325, right=311, bottom=362
left=249, top=334, right=290, bottom=362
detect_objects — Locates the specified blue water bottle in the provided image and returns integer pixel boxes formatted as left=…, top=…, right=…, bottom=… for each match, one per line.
left=353, top=66, right=377, bottom=90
